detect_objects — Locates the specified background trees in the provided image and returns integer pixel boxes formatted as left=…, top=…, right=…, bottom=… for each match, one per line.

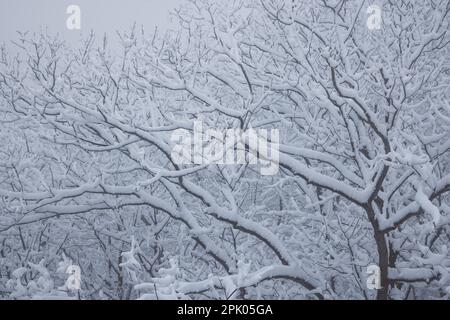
left=0, top=0, right=449, bottom=300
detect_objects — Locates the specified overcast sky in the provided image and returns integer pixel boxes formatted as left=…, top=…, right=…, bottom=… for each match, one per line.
left=0, top=0, right=183, bottom=46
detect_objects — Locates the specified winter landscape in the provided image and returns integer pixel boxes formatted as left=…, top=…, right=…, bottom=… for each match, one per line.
left=0, top=0, right=449, bottom=300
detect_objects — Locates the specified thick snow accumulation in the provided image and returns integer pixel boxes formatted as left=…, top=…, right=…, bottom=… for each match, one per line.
left=0, top=0, right=449, bottom=300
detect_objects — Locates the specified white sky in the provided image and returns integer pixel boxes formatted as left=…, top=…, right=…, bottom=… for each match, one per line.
left=0, top=0, right=183, bottom=46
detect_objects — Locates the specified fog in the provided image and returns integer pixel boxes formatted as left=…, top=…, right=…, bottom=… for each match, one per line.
left=0, top=0, right=182, bottom=47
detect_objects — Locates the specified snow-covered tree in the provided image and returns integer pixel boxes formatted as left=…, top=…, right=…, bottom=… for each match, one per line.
left=0, top=0, right=449, bottom=300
